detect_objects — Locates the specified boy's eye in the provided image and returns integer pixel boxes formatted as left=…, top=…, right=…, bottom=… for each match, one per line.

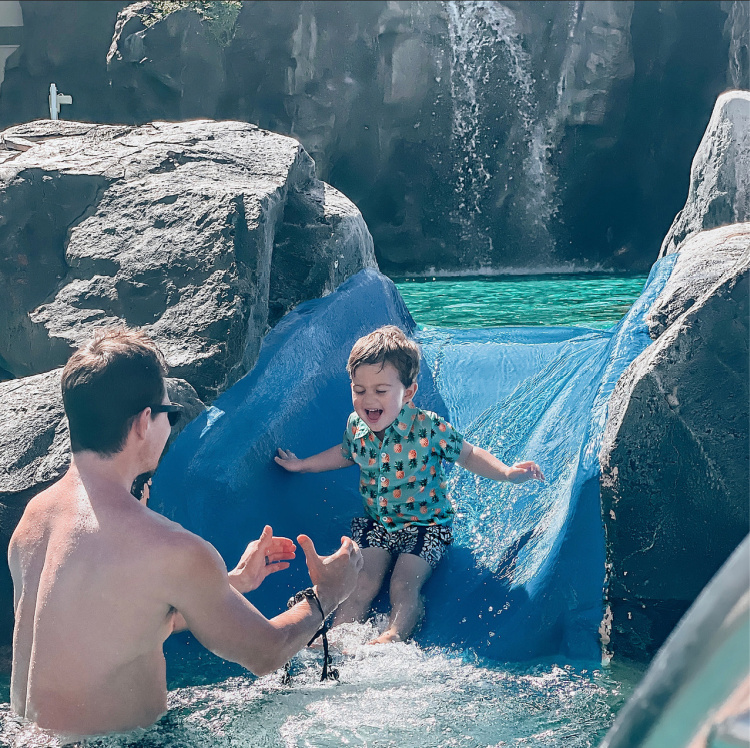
left=376, top=390, right=387, bottom=395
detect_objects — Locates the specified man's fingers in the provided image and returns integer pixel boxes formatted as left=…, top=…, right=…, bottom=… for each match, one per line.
left=264, top=561, right=290, bottom=575
left=265, top=550, right=296, bottom=564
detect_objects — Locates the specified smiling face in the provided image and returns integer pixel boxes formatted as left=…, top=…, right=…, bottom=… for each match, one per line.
left=351, top=362, right=418, bottom=438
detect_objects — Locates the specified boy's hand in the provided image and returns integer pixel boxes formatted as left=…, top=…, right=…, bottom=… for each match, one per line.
left=228, top=525, right=296, bottom=594
left=297, top=534, right=363, bottom=617
left=275, top=448, right=305, bottom=472
left=507, top=461, right=545, bottom=483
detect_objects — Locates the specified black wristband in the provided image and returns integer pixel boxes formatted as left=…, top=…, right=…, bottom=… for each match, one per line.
left=287, top=587, right=326, bottom=623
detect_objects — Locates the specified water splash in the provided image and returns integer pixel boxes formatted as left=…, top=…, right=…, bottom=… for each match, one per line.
left=0, top=627, right=643, bottom=747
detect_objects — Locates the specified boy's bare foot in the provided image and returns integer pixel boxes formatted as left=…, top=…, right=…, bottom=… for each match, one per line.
left=367, top=630, right=402, bottom=644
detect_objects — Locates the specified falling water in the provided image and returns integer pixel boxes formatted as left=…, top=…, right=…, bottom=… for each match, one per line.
left=446, top=0, right=557, bottom=263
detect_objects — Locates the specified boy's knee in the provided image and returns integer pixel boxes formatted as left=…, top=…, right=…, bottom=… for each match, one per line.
left=389, top=575, right=419, bottom=601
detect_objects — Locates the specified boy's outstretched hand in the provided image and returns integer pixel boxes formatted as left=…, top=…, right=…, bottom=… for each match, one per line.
left=275, top=448, right=304, bottom=472
left=507, top=461, right=545, bottom=483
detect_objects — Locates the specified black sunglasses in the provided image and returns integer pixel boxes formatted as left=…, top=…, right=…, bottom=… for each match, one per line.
left=149, top=402, right=183, bottom=427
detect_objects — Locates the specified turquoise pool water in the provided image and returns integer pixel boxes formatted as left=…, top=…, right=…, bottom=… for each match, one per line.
left=0, top=273, right=650, bottom=747
left=394, top=274, right=649, bottom=329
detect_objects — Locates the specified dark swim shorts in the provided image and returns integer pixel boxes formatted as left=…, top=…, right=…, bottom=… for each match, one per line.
left=350, top=516, right=453, bottom=570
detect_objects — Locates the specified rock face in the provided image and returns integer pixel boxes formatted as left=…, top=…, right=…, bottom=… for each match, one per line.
left=0, top=370, right=204, bottom=645
left=659, top=91, right=750, bottom=257
left=600, top=88, right=750, bottom=660
left=0, top=119, right=376, bottom=400
left=600, top=223, right=750, bottom=660
left=1, top=1, right=743, bottom=273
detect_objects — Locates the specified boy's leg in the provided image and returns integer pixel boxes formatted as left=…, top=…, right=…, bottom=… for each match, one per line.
left=333, top=547, right=392, bottom=626
left=369, top=552, right=432, bottom=644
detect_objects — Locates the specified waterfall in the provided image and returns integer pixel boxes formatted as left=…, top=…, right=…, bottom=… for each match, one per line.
left=446, top=1, right=556, bottom=264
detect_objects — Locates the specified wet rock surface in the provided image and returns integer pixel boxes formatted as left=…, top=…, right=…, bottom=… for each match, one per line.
left=0, top=119, right=376, bottom=400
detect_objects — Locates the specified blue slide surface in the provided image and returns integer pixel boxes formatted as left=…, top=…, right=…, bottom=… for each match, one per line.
left=153, top=259, right=676, bottom=662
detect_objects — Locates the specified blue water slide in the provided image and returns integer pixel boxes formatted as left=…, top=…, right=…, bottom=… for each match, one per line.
left=152, top=259, right=676, bottom=662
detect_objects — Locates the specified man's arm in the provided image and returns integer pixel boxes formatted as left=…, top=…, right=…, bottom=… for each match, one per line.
left=456, top=440, right=545, bottom=483
left=274, top=445, right=354, bottom=473
left=170, top=525, right=296, bottom=634
left=166, top=531, right=362, bottom=675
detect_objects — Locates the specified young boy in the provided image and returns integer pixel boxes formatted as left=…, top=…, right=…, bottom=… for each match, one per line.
left=275, top=325, right=544, bottom=644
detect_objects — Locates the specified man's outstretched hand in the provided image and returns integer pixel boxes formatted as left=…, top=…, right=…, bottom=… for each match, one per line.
left=297, top=534, right=363, bottom=618
left=228, top=525, right=297, bottom=594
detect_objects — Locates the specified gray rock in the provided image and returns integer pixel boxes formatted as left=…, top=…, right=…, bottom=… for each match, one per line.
left=600, top=224, right=750, bottom=659
left=659, top=90, right=750, bottom=257
left=647, top=224, right=750, bottom=338
left=0, top=119, right=376, bottom=400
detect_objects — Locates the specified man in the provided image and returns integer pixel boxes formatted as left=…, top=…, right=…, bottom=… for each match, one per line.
left=8, top=328, right=362, bottom=737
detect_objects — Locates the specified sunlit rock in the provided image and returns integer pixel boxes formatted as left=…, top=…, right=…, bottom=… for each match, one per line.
left=659, top=90, right=750, bottom=257
left=0, top=118, right=376, bottom=400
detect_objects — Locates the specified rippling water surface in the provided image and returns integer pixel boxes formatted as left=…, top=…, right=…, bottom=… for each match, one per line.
left=394, top=274, right=649, bottom=329
left=0, top=624, right=644, bottom=747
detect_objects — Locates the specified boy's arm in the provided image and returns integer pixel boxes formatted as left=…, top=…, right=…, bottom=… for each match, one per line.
left=275, top=444, right=354, bottom=473
left=456, top=440, right=545, bottom=483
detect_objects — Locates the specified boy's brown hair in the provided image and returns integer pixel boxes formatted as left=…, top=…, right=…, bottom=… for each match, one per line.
left=346, top=325, right=420, bottom=386
left=61, top=327, right=168, bottom=455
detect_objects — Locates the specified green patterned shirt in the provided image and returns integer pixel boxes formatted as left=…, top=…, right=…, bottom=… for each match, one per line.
left=341, top=401, right=464, bottom=531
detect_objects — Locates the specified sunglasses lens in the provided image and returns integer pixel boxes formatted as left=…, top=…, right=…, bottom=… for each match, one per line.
left=168, top=411, right=181, bottom=427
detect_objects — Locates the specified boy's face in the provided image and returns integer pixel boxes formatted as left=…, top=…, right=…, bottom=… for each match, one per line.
left=351, top=362, right=418, bottom=437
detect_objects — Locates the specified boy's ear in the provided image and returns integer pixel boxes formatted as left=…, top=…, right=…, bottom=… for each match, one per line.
left=404, top=381, right=418, bottom=402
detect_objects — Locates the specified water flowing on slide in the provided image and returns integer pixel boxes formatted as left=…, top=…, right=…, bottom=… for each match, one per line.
left=152, top=258, right=676, bottom=663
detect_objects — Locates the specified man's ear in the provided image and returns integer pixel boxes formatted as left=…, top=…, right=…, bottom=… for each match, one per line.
left=132, top=408, right=151, bottom=440
left=404, top=381, right=418, bottom=402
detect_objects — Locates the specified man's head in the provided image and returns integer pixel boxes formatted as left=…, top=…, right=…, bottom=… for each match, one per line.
left=61, top=327, right=171, bottom=457
left=347, top=326, right=420, bottom=434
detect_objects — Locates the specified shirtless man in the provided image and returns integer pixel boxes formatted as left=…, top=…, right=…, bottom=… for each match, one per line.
left=8, top=328, right=362, bottom=738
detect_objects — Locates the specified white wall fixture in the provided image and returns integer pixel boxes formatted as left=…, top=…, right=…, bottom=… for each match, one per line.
left=48, top=82, right=72, bottom=120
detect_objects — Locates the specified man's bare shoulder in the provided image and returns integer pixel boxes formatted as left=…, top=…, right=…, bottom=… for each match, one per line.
left=9, top=479, right=67, bottom=549
left=139, top=506, right=223, bottom=569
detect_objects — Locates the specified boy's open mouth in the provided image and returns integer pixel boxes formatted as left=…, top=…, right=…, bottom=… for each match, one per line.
left=365, top=409, right=383, bottom=423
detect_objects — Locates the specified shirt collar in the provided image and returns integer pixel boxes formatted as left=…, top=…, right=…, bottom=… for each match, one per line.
left=353, top=401, right=418, bottom=440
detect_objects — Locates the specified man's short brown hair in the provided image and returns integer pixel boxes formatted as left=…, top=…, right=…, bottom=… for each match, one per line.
left=61, top=327, right=168, bottom=455
left=346, top=325, right=420, bottom=386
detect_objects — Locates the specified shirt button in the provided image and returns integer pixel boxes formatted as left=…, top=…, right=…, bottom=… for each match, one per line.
left=381, top=453, right=387, bottom=460
left=380, top=476, right=387, bottom=484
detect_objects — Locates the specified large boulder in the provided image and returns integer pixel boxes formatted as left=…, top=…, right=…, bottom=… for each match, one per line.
left=659, top=90, right=750, bottom=257
left=0, top=119, right=376, bottom=400
left=0, top=370, right=204, bottom=646
left=600, top=223, right=750, bottom=660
